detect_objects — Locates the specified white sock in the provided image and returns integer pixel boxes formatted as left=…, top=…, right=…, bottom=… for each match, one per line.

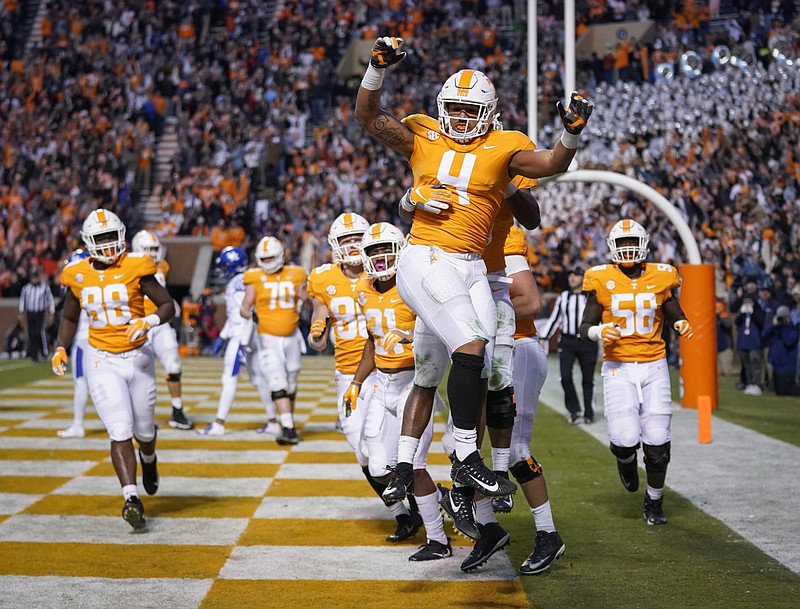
left=491, top=447, right=510, bottom=472
left=452, top=426, right=478, bottom=462
left=415, top=490, right=447, bottom=545
left=122, top=484, right=138, bottom=500
left=73, top=379, right=88, bottom=426
left=475, top=497, right=497, bottom=525
left=171, top=397, right=183, bottom=410
left=216, top=376, right=238, bottom=421
left=532, top=500, right=556, bottom=533
left=646, top=485, right=663, bottom=500
left=279, top=412, right=294, bottom=429
left=139, top=450, right=156, bottom=464
left=397, top=435, right=420, bottom=464
left=389, top=501, right=409, bottom=517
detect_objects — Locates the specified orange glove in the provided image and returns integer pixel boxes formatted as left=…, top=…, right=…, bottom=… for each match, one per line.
left=309, top=318, right=329, bottom=340
left=673, top=319, right=694, bottom=339
left=51, top=346, right=69, bottom=377
left=383, top=328, right=413, bottom=352
left=370, top=36, right=406, bottom=68
left=588, top=322, right=621, bottom=343
left=343, top=381, right=362, bottom=417
left=126, top=314, right=158, bottom=342
left=400, top=185, right=455, bottom=215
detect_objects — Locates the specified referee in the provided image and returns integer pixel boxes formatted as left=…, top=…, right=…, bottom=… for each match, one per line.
left=540, top=265, right=597, bottom=424
left=18, top=268, right=56, bottom=362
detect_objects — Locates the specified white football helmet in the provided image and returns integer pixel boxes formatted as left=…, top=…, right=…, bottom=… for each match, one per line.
left=131, top=229, right=164, bottom=262
left=81, top=209, right=126, bottom=264
left=437, top=69, right=498, bottom=143
left=255, top=236, right=285, bottom=274
left=361, top=222, right=406, bottom=281
left=328, top=212, right=370, bottom=266
left=607, top=219, right=649, bottom=265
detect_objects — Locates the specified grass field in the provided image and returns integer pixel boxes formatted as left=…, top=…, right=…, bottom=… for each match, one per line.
left=0, top=359, right=51, bottom=389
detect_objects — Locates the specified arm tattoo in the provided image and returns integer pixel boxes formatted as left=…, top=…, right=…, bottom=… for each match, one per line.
left=373, top=114, right=406, bottom=146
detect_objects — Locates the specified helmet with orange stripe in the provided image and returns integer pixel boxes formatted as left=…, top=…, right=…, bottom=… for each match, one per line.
left=437, top=69, right=498, bottom=143
left=607, top=219, right=649, bottom=266
left=131, top=230, right=164, bottom=262
left=81, top=209, right=126, bottom=264
left=328, top=212, right=370, bottom=266
left=361, top=222, right=406, bottom=281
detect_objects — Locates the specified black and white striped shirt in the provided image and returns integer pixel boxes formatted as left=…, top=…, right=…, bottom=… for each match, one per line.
left=18, top=282, right=56, bottom=315
left=540, top=290, right=587, bottom=339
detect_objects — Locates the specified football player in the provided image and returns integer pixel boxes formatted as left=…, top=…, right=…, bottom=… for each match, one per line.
left=241, top=236, right=308, bottom=445
left=131, top=230, right=193, bottom=430
left=53, top=209, right=175, bottom=530
left=56, top=249, right=91, bottom=439
left=579, top=219, right=694, bottom=525
left=355, top=37, right=593, bottom=499
left=346, top=223, right=446, bottom=558
left=197, top=246, right=278, bottom=436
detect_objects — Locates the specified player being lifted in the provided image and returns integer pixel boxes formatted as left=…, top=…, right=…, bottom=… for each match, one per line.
left=580, top=219, right=694, bottom=525
left=131, top=230, right=193, bottom=430
left=355, top=36, right=593, bottom=501
left=241, top=236, right=308, bottom=445
left=346, top=222, right=448, bottom=559
left=198, top=246, right=278, bottom=436
left=53, top=209, right=174, bottom=530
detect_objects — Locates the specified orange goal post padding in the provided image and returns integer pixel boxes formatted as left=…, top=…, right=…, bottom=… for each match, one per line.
left=678, top=264, right=718, bottom=410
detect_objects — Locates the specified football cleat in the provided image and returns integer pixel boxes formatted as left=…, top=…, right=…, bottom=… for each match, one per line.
left=256, top=421, right=282, bottom=436
left=451, top=453, right=517, bottom=497
left=519, top=530, right=565, bottom=575
left=644, top=495, right=667, bottom=525
left=460, top=522, right=510, bottom=572
left=57, top=425, right=85, bottom=439
left=617, top=458, right=640, bottom=492
left=439, top=485, right=480, bottom=541
left=491, top=471, right=514, bottom=513
left=139, top=450, right=159, bottom=496
left=409, top=538, right=452, bottom=561
left=122, top=496, right=146, bottom=531
left=169, top=408, right=195, bottom=430
left=382, top=463, right=414, bottom=503
left=197, top=422, right=225, bottom=436
left=387, top=511, right=422, bottom=543
left=276, top=427, right=300, bottom=445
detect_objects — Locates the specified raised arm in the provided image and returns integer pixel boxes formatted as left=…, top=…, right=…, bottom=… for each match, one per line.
left=354, top=37, right=415, bottom=157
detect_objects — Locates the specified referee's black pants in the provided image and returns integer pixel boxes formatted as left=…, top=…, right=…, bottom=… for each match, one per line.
left=26, top=311, right=48, bottom=362
left=558, top=334, right=598, bottom=419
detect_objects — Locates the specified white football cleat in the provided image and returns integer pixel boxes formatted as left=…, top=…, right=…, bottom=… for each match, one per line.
left=57, top=425, right=85, bottom=439
left=197, top=422, right=225, bottom=436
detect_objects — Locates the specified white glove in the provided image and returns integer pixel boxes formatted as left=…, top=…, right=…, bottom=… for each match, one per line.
left=400, top=185, right=454, bottom=215
left=587, top=322, right=621, bottom=343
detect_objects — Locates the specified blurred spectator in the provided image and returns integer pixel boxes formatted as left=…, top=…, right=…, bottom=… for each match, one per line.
left=17, top=267, right=55, bottom=362
left=763, top=305, right=800, bottom=396
left=735, top=295, right=765, bottom=395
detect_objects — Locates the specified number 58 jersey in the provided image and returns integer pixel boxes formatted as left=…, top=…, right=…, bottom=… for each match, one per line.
left=61, top=253, right=156, bottom=353
left=583, top=263, right=681, bottom=362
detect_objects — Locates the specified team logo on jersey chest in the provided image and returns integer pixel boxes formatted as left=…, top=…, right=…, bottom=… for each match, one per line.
left=357, top=292, right=367, bottom=306
left=427, top=130, right=440, bottom=141
left=326, top=285, right=336, bottom=295
left=75, top=274, right=84, bottom=283
left=606, top=280, right=615, bottom=290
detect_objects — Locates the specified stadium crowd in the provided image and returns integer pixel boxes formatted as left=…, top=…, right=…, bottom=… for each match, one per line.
left=1, top=0, right=799, bottom=391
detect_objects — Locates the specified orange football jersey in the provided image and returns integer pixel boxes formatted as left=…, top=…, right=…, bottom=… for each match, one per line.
left=503, top=226, right=537, bottom=339
left=61, top=253, right=157, bottom=353
left=143, top=259, right=169, bottom=316
left=402, top=114, right=535, bottom=254
left=243, top=265, right=307, bottom=337
left=483, top=177, right=538, bottom=273
left=307, top=263, right=369, bottom=374
left=356, top=278, right=415, bottom=371
left=583, top=263, right=682, bottom=362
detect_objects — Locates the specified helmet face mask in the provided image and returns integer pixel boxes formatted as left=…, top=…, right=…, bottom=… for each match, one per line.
left=361, top=222, right=406, bottom=281
left=81, top=209, right=126, bottom=265
left=328, top=212, right=370, bottom=266
left=215, top=246, right=248, bottom=279
left=131, top=230, right=164, bottom=262
left=256, top=236, right=285, bottom=274
left=437, top=69, right=497, bottom=143
left=607, top=219, right=649, bottom=266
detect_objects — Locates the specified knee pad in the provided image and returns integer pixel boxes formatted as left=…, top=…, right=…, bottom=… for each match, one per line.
left=271, top=389, right=289, bottom=401
left=288, top=392, right=297, bottom=402
left=610, top=442, right=639, bottom=461
left=510, top=456, right=543, bottom=484
left=486, top=386, right=516, bottom=430
left=643, top=442, right=671, bottom=473
left=166, top=372, right=182, bottom=383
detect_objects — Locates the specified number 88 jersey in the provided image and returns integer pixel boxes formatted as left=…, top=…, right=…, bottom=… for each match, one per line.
left=61, top=253, right=156, bottom=352
left=583, top=263, right=681, bottom=362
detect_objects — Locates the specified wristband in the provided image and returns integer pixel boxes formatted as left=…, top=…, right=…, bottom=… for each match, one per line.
left=144, top=313, right=161, bottom=327
left=351, top=381, right=362, bottom=388
left=361, top=64, right=386, bottom=91
left=560, top=130, right=581, bottom=149
left=587, top=325, right=602, bottom=342
left=503, top=182, right=518, bottom=198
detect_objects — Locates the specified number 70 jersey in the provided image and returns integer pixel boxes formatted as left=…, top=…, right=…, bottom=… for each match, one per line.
left=582, top=263, right=681, bottom=362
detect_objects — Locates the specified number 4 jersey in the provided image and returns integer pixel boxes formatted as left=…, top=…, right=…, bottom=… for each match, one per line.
left=61, top=252, right=156, bottom=353
left=583, top=263, right=681, bottom=362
